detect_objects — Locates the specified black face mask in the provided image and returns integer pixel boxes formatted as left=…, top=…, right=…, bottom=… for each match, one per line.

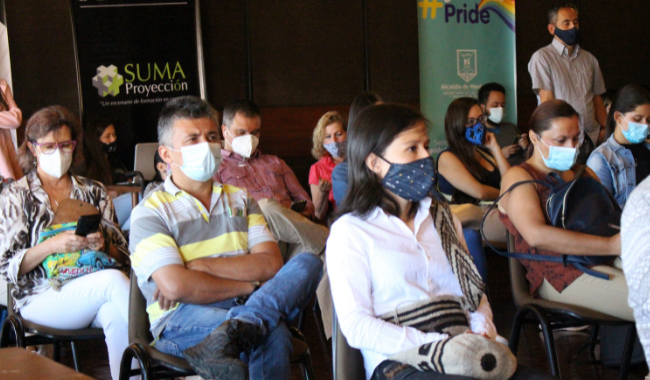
left=555, top=27, right=579, bottom=46
left=102, top=141, right=117, bottom=154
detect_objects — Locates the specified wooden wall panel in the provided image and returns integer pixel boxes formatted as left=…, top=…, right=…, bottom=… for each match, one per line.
left=248, top=1, right=364, bottom=107
left=367, top=0, right=419, bottom=104
left=200, top=1, right=248, bottom=110
left=6, top=0, right=79, bottom=143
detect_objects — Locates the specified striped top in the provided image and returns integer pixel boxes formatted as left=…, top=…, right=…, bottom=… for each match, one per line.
left=129, top=176, right=275, bottom=336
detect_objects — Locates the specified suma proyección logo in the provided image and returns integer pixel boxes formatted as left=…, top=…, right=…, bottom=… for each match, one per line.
left=91, top=62, right=189, bottom=98
left=92, top=65, right=124, bottom=98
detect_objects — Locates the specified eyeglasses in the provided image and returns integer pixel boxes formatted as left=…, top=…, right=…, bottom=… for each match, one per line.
left=465, top=115, right=487, bottom=127
left=31, top=140, right=76, bottom=155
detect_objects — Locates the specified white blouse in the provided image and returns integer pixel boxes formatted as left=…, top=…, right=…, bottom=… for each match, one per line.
left=327, top=197, right=497, bottom=380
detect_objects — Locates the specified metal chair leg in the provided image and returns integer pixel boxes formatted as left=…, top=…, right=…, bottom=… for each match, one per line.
left=71, top=341, right=82, bottom=372
left=618, top=324, right=636, bottom=380
left=53, top=341, right=61, bottom=362
left=120, top=343, right=152, bottom=380
left=588, top=324, right=599, bottom=362
left=509, top=305, right=560, bottom=378
left=301, top=350, right=315, bottom=380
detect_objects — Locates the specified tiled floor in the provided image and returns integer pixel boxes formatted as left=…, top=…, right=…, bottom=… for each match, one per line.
left=51, top=253, right=650, bottom=379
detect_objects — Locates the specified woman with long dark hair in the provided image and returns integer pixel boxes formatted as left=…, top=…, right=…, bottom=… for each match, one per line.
left=587, top=84, right=650, bottom=207
left=331, top=91, right=384, bottom=206
left=437, top=97, right=510, bottom=245
left=328, top=104, right=554, bottom=380
left=82, top=118, right=126, bottom=185
left=499, top=100, right=629, bottom=320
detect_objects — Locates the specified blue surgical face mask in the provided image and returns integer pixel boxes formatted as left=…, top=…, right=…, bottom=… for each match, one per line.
left=536, top=134, right=578, bottom=171
left=324, top=140, right=347, bottom=158
left=621, top=116, right=649, bottom=144
left=465, top=122, right=486, bottom=146
left=168, top=142, right=222, bottom=182
left=377, top=155, right=436, bottom=202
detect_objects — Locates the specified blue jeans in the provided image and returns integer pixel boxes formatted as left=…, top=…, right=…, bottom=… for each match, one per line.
left=154, top=253, right=323, bottom=380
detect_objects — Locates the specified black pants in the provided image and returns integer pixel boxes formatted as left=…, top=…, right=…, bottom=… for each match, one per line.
left=371, top=361, right=557, bottom=380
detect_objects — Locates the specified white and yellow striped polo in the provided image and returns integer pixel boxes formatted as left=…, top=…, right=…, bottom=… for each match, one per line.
left=129, top=177, right=276, bottom=336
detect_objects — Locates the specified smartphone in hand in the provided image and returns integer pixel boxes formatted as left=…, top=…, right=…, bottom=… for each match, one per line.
left=290, top=200, right=308, bottom=213
left=75, top=214, right=101, bottom=237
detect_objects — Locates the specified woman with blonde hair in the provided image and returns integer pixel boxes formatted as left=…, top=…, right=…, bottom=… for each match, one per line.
left=309, top=111, right=347, bottom=221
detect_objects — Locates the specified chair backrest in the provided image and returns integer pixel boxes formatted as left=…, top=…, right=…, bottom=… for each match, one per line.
left=332, top=308, right=366, bottom=380
left=507, top=231, right=534, bottom=309
left=129, top=271, right=153, bottom=345
left=6, top=283, right=14, bottom=317
left=134, top=143, right=160, bottom=182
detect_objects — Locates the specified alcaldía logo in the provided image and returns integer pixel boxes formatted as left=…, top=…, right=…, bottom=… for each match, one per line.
left=92, top=65, right=124, bottom=97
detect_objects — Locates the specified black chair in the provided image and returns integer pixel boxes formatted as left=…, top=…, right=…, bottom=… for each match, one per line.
left=0, top=283, right=105, bottom=373
left=506, top=232, right=637, bottom=380
left=119, top=271, right=315, bottom=380
left=331, top=306, right=366, bottom=380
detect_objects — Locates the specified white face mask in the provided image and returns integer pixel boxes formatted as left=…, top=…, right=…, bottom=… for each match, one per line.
left=168, top=142, right=222, bottom=182
left=225, top=128, right=259, bottom=158
left=39, top=148, right=73, bottom=179
left=488, top=107, right=504, bottom=124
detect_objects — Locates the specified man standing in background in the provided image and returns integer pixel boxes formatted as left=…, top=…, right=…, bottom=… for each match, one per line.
left=528, top=3, right=607, bottom=146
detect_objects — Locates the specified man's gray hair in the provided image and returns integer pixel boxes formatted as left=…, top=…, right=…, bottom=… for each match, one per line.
left=548, top=3, right=578, bottom=25
left=157, top=96, right=219, bottom=147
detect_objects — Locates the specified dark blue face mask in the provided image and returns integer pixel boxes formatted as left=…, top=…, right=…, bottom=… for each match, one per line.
left=377, top=155, right=436, bottom=202
left=465, top=122, right=486, bottom=146
left=555, top=27, right=580, bottom=46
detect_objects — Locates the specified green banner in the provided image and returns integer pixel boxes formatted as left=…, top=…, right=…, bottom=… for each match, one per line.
left=417, top=0, right=517, bottom=156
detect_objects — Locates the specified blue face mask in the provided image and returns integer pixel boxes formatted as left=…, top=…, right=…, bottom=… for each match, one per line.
left=555, top=27, right=580, bottom=46
left=536, top=134, right=578, bottom=171
left=324, top=140, right=347, bottom=158
left=621, top=116, right=649, bottom=144
left=378, top=155, right=436, bottom=202
left=465, top=122, right=486, bottom=146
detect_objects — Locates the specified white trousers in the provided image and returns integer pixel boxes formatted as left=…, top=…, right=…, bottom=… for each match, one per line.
left=20, top=269, right=130, bottom=380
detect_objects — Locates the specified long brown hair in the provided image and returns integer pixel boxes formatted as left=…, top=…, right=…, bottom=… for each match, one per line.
left=17, top=106, right=80, bottom=173
left=444, top=97, right=489, bottom=182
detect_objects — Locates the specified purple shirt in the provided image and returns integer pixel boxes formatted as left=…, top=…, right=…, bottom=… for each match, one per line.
left=215, top=149, right=315, bottom=216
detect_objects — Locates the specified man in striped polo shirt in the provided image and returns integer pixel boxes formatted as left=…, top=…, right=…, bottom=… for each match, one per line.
left=129, top=96, right=322, bottom=380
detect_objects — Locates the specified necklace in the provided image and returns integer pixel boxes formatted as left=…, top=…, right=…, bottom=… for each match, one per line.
left=48, top=180, right=73, bottom=209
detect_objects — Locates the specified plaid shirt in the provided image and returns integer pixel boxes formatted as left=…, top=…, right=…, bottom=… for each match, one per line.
left=215, top=149, right=315, bottom=216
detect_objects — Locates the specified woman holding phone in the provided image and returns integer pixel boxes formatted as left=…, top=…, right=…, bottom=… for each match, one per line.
left=0, top=106, right=130, bottom=380
left=437, top=97, right=510, bottom=245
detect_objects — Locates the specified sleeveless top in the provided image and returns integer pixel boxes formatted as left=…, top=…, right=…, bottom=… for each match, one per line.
left=498, top=162, right=585, bottom=295
left=437, top=148, right=501, bottom=204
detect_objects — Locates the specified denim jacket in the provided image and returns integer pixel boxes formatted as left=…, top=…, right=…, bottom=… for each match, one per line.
left=586, top=134, right=636, bottom=207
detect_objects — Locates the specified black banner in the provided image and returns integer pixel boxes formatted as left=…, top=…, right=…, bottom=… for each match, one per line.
left=70, top=0, right=205, bottom=166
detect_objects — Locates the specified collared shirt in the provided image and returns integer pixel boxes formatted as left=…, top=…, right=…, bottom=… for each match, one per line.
left=129, top=176, right=275, bottom=336
left=587, top=134, right=637, bottom=207
left=528, top=38, right=606, bottom=144
left=0, top=171, right=128, bottom=311
left=326, top=198, right=495, bottom=380
left=622, top=177, right=650, bottom=366
left=215, top=149, right=315, bottom=216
